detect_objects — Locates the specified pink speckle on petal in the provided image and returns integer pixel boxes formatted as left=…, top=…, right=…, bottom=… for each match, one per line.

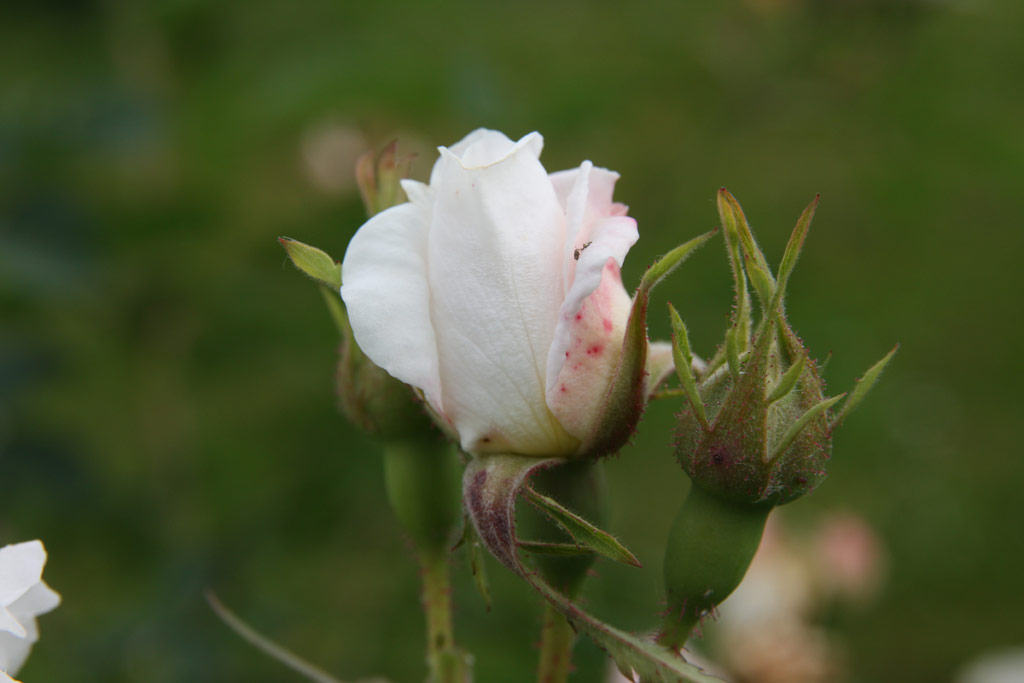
left=602, top=318, right=613, bottom=332
left=586, top=345, right=604, bottom=356
left=575, top=313, right=583, bottom=321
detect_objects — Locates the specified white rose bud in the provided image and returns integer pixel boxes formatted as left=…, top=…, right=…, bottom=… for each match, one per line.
left=341, top=129, right=643, bottom=457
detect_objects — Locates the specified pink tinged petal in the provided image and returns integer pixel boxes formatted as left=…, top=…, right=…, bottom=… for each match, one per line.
left=557, top=161, right=593, bottom=296
left=546, top=213, right=638, bottom=393
left=341, top=201, right=444, bottom=414
left=546, top=258, right=634, bottom=442
left=549, top=164, right=621, bottom=218
left=0, top=543, right=45, bottom=608
left=428, top=134, right=577, bottom=455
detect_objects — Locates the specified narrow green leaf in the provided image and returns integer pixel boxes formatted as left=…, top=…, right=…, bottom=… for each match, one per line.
left=768, top=393, right=846, bottom=463
left=833, top=344, right=898, bottom=429
left=518, top=540, right=596, bottom=557
left=638, top=230, right=717, bottom=296
left=668, top=304, right=708, bottom=429
left=766, top=354, right=806, bottom=404
left=523, top=486, right=642, bottom=568
left=279, top=238, right=342, bottom=289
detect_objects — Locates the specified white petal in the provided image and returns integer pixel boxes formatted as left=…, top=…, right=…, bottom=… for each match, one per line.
left=8, top=582, right=60, bottom=619
left=0, top=543, right=45, bottom=608
left=0, top=609, right=25, bottom=640
left=341, top=201, right=443, bottom=413
left=549, top=164, right=620, bottom=218
left=399, top=178, right=431, bottom=207
left=430, top=129, right=543, bottom=185
left=427, top=134, right=576, bottom=455
left=0, top=627, right=33, bottom=676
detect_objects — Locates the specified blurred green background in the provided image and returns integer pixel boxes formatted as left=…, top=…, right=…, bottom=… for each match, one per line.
left=3, top=0, right=1022, bottom=680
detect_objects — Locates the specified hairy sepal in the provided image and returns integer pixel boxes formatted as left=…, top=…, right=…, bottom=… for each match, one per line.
left=463, top=454, right=723, bottom=683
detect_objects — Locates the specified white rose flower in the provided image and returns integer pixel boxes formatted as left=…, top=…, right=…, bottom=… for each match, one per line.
left=0, top=541, right=60, bottom=676
left=342, top=129, right=641, bottom=456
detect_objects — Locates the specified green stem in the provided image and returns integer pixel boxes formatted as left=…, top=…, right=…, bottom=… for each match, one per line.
left=382, top=441, right=467, bottom=682
left=537, top=601, right=576, bottom=683
left=522, top=461, right=606, bottom=682
left=421, top=551, right=462, bottom=683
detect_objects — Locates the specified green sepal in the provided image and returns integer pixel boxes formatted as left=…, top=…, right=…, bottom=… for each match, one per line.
left=717, top=189, right=775, bottom=309
left=668, top=304, right=708, bottom=430
left=523, top=485, right=642, bottom=568
left=453, top=517, right=492, bottom=610
left=517, top=541, right=599, bottom=557
left=725, top=325, right=742, bottom=381
left=278, top=237, right=342, bottom=290
left=766, top=353, right=806, bottom=404
left=638, top=231, right=718, bottom=294
left=770, top=195, right=818, bottom=313
left=463, top=455, right=723, bottom=683
left=833, top=344, right=899, bottom=429
left=767, top=393, right=845, bottom=464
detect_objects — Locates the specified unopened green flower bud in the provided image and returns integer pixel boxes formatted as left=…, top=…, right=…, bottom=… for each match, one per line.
left=676, top=314, right=839, bottom=506
left=661, top=189, right=896, bottom=648
left=335, top=312, right=435, bottom=440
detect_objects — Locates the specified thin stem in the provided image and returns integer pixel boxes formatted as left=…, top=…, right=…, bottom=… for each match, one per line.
left=421, top=551, right=459, bottom=683
left=537, top=601, right=575, bottom=683
left=205, top=591, right=344, bottom=683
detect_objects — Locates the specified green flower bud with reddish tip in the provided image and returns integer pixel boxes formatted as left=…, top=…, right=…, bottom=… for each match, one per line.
left=660, top=189, right=896, bottom=649
left=356, top=139, right=416, bottom=218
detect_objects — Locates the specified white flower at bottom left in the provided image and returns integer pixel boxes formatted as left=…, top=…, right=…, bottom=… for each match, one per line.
left=0, top=541, right=60, bottom=678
